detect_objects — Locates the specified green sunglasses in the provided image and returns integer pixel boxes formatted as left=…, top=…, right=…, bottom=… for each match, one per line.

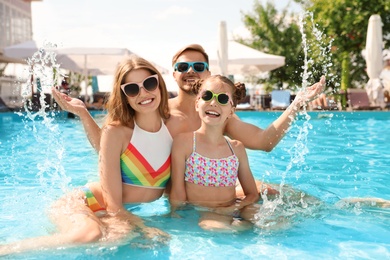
left=200, top=90, right=233, bottom=106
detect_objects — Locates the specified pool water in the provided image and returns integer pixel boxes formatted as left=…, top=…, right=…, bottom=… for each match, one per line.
left=0, top=110, right=389, bottom=259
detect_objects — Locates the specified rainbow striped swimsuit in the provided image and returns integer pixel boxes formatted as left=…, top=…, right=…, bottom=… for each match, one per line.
left=120, top=121, right=172, bottom=189
left=82, top=186, right=107, bottom=216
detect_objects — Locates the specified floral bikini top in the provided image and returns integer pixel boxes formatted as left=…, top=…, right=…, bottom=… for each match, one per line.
left=184, top=132, right=239, bottom=187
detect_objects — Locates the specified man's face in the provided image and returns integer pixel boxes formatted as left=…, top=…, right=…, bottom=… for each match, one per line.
left=172, top=50, right=211, bottom=94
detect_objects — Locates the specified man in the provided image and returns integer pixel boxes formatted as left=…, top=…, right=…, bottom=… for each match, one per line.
left=166, top=44, right=325, bottom=150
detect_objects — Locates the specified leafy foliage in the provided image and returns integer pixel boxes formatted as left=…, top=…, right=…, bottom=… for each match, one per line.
left=238, top=1, right=305, bottom=91
left=307, top=0, right=390, bottom=89
left=238, top=0, right=390, bottom=93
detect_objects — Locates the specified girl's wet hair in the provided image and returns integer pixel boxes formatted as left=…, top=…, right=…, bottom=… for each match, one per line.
left=190, top=75, right=246, bottom=107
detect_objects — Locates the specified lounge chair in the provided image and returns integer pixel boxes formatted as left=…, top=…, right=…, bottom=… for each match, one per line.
left=270, top=90, right=291, bottom=110
left=236, top=95, right=255, bottom=110
left=236, top=103, right=255, bottom=110
left=347, top=89, right=382, bottom=110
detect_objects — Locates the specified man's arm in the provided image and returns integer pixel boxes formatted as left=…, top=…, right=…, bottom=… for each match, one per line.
left=169, top=134, right=189, bottom=212
left=52, top=88, right=102, bottom=151
left=225, top=76, right=325, bottom=151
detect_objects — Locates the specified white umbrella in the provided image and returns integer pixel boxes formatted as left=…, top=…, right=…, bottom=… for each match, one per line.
left=56, top=47, right=133, bottom=99
left=4, top=41, right=169, bottom=98
left=365, top=14, right=384, bottom=107
left=3, top=40, right=81, bottom=95
left=3, top=40, right=39, bottom=60
left=56, top=47, right=170, bottom=98
left=3, top=40, right=81, bottom=70
left=209, top=40, right=285, bottom=76
left=56, top=47, right=133, bottom=76
left=217, top=21, right=228, bottom=76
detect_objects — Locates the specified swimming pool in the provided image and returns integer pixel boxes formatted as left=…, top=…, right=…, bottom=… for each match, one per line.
left=1, top=110, right=389, bottom=259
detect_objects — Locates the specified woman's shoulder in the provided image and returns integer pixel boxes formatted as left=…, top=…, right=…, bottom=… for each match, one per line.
left=102, top=123, right=133, bottom=140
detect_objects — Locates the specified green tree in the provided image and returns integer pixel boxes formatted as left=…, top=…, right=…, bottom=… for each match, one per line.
left=239, top=1, right=305, bottom=91
left=307, top=0, right=390, bottom=91
left=239, top=0, right=390, bottom=101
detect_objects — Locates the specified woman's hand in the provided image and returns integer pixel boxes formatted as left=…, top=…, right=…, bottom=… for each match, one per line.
left=52, top=87, right=87, bottom=116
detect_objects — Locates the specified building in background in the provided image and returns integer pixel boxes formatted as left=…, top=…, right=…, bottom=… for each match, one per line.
left=0, top=0, right=41, bottom=110
left=0, top=0, right=41, bottom=61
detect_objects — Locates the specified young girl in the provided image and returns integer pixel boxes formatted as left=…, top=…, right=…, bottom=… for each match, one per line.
left=1, top=55, right=171, bottom=255
left=169, top=75, right=261, bottom=232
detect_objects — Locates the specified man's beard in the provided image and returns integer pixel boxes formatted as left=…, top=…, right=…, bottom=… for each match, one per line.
left=178, top=82, right=196, bottom=96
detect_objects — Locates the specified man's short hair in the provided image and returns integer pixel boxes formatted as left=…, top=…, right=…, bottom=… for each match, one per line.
left=171, top=44, right=209, bottom=66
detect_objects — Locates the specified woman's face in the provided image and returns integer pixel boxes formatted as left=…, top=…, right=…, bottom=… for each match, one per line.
left=122, top=69, right=161, bottom=115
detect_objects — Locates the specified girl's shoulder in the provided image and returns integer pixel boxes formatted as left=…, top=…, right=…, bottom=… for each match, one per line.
left=225, top=137, right=243, bottom=147
left=225, top=138, right=245, bottom=153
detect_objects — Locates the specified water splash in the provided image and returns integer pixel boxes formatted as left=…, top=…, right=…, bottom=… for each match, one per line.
left=11, top=43, right=72, bottom=194
left=18, top=43, right=62, bottom=120
left=254, top=12, right=333, bottom=228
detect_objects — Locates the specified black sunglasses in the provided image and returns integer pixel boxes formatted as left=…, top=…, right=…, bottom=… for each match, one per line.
left=120, top=75, right=159, bottom=97
left=200, top=90, right=232, bottom=106
left=174, top=62, right=209, bottom=73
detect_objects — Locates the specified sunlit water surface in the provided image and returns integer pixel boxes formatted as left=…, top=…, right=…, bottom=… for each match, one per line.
left=0, top=111, right=389, bottom=259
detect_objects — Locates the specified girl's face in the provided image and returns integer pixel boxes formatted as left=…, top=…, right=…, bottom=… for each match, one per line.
left=195, top=79, right=234, bottom=126
left=122, top=69, right=161, bottom=115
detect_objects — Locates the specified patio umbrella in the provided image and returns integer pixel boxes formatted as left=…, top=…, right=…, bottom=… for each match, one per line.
left=365, top=14, right=385, bottom=107
left=3, top=40, right=81, bottom=70
left=56, top=47, right=133, bottom=100
left=4, top=41, right=168, bottom=99
left=3, top=40, right=39, bottom=61
left=3, top=41, right=133, bottom=74
left=55, top=47, right=169, bottom=99
left=3, top=40, right=38, bottom=95
left=56, top=47, right=133, bottom=76
left=4, top=42, right=132, bottom=98
left=56, top=47, right=169, bottom=76
left=217, top=21, right=228, bottom=76
left=209, top=40, right=285, bottom=75
left=3, top=40, right=81, bottom=95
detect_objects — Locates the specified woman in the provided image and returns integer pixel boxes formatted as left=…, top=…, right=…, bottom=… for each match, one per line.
left=1, top=55, right=171, bottom=255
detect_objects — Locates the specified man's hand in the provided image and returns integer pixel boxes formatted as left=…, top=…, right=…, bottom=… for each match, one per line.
left=294, top=75, right=326, bottom=107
